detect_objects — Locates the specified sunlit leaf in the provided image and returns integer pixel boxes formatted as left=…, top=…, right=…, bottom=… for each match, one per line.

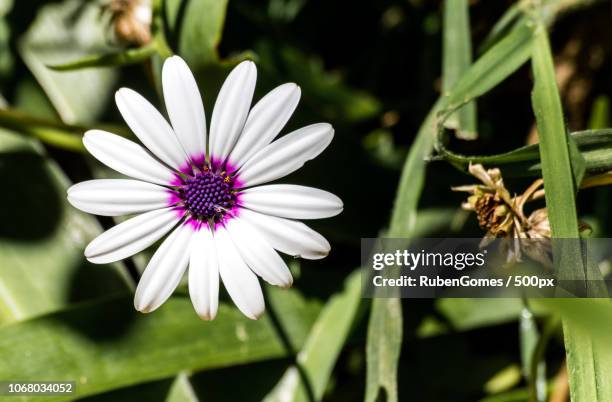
left=530, top=11, right=611, bottom=401
left=18, top=0, right=118, bottom=123
left=0, top=287, right=320, bottom=401
left=0, top=128, right=130, bottom=326
left=364, top=297, right=402, bottom=402
left=164, top=0, right=229, bottom=70
left=264, top=271, right=362, bottom=402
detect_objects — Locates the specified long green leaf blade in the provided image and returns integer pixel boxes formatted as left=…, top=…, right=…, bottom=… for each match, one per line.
left=530, top=13, right=612, bottom=402
left=369, top=16, right=538, bottom=401
left=364, top=297, right=402, bottom=402
left=0, top=290, right=319, bottom=402
left=530, top=19, right=584, bottom=283
left=442, top=0, right=477, bottom=140
left=438, top=129, right=612, bottom=177
left=263, top=271, right=362, bottom=402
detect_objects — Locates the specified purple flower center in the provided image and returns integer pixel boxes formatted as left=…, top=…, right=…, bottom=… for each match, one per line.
left=179, top=169, right=236, bottom=221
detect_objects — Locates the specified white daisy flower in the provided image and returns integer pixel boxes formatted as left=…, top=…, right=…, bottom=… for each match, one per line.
left=67, top=56, right=343, bottom=320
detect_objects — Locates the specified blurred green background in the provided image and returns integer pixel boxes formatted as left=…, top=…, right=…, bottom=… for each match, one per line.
left=1, top=0, right=612, bottom=401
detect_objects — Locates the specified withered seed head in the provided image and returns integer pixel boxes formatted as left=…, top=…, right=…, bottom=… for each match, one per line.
left=452, top=164, right=553, bottom=266
left=103, top=0, right=152, bottom=46
left=474, top=193, right=513, bottom=235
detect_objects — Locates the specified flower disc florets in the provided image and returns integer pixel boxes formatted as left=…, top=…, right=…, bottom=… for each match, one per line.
left=176, top=166, right=236, bottom=222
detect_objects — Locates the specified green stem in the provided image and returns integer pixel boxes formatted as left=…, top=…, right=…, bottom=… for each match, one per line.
left=528, top=315, right=561, bottom=402
left=151, top=0, right=174, bottom=59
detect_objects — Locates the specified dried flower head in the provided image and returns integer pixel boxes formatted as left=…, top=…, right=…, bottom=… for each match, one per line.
left=453, top=164, right=552, bottom=266
left=103, top=0, right=152, bottom=46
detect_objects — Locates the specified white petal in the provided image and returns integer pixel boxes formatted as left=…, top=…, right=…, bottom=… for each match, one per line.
left=237, top=123, right=333, bottom=187
left=239, top=184, right=342, bottom=220
left=238, top=208, right=330, bottom=260
left=83, top=130, right=176, bottom=185
left=188, top=227, right=219, bottom=320
left=225, top=218, right=292, bottom=288
left=67, top=179, right=171, bottom=216
left=228, top=83, right=300, bottom=168
left=116, top=88, right=187, bottom=170
left=215, top=225, right=265, bottom=319
left=162, top=56, right=207, bottom=160
left=134, top=223, right=193, bottom=313
left=85, top=207, right=180, bottom=264
left=208, top=61, right=257, bottom=163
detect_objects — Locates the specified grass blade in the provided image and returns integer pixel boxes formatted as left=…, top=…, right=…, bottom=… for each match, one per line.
left=438, top=129, right=612, bottom=177
left=368, top=15, right=538, bottom=401
left=364, top=297, right=402, bottom=402
left=530, top=19, right=584, bottom=284
left=47, top=44, right=157, bottom=71
left=530, top=12, right=612, bottom=401
left=442, top=0, right=477, bottom=140
left=445, top=21, right=533, bottom=112
left=263, top=271, right=362, bottom=402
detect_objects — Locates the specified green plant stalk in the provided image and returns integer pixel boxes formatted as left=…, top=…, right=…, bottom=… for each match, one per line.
left=47, top=44, right=158, bottom=71
left=528, top=315, right=560, bottom=402
left=520, top=302, right=546, bottom=402
left=152, top=0, right=173, bottom=59
left=264, top=271, right=362, bottom=402
left=0, top=108, right=136, bottom=151
left=0, top=110, right=85, bottom=152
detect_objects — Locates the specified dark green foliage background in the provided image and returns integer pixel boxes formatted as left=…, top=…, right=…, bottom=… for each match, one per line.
left=1, top=0, right=612, bottom=401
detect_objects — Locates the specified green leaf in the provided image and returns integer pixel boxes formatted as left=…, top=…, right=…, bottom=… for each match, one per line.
left=388, top=105, right=440, bottom=237
left=445, top=20, right=533, bottom=113
left=588, top=96, right=611, bottom=129
left=442, top=0, right=477, bottom=140
left=391, top=15, right=535, bottom=238
left=437, top=129, right=612, bottom=177
left=478, top=2, right=521, bottom=53
left=479, top=387, right=531, bottom=402
left=18, top=0, right=119, bottom=124
left=434, top=298, right=525, bottom=332
left=364, top=297, right=402, bottom=402
left=530, top=18, right=585, bottom=285
left=541, top=299, right=612, bottom=401
left=484, top=365, right=522, bottom=395
left=531, top=299, right=612, bottom=401
left=530, top=13, right=612, bottom=402
left=47, top=44, right=157, bottom=71
left=371, top=14, right=537, bottom=401
left=263, top=271, right=362, bottom=402
left=164, top=0, right=229, bottom=71
left=0, top=288, right=320, bottom=401
left=0, top=129, right=130, bottom=325
left=519, top=306, right=547, bottom=402
left=71, top=373, right=199, bottom=402
left=165, top=374, right=200, bottom=402
left=563, top=323, right=612, bottom=402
